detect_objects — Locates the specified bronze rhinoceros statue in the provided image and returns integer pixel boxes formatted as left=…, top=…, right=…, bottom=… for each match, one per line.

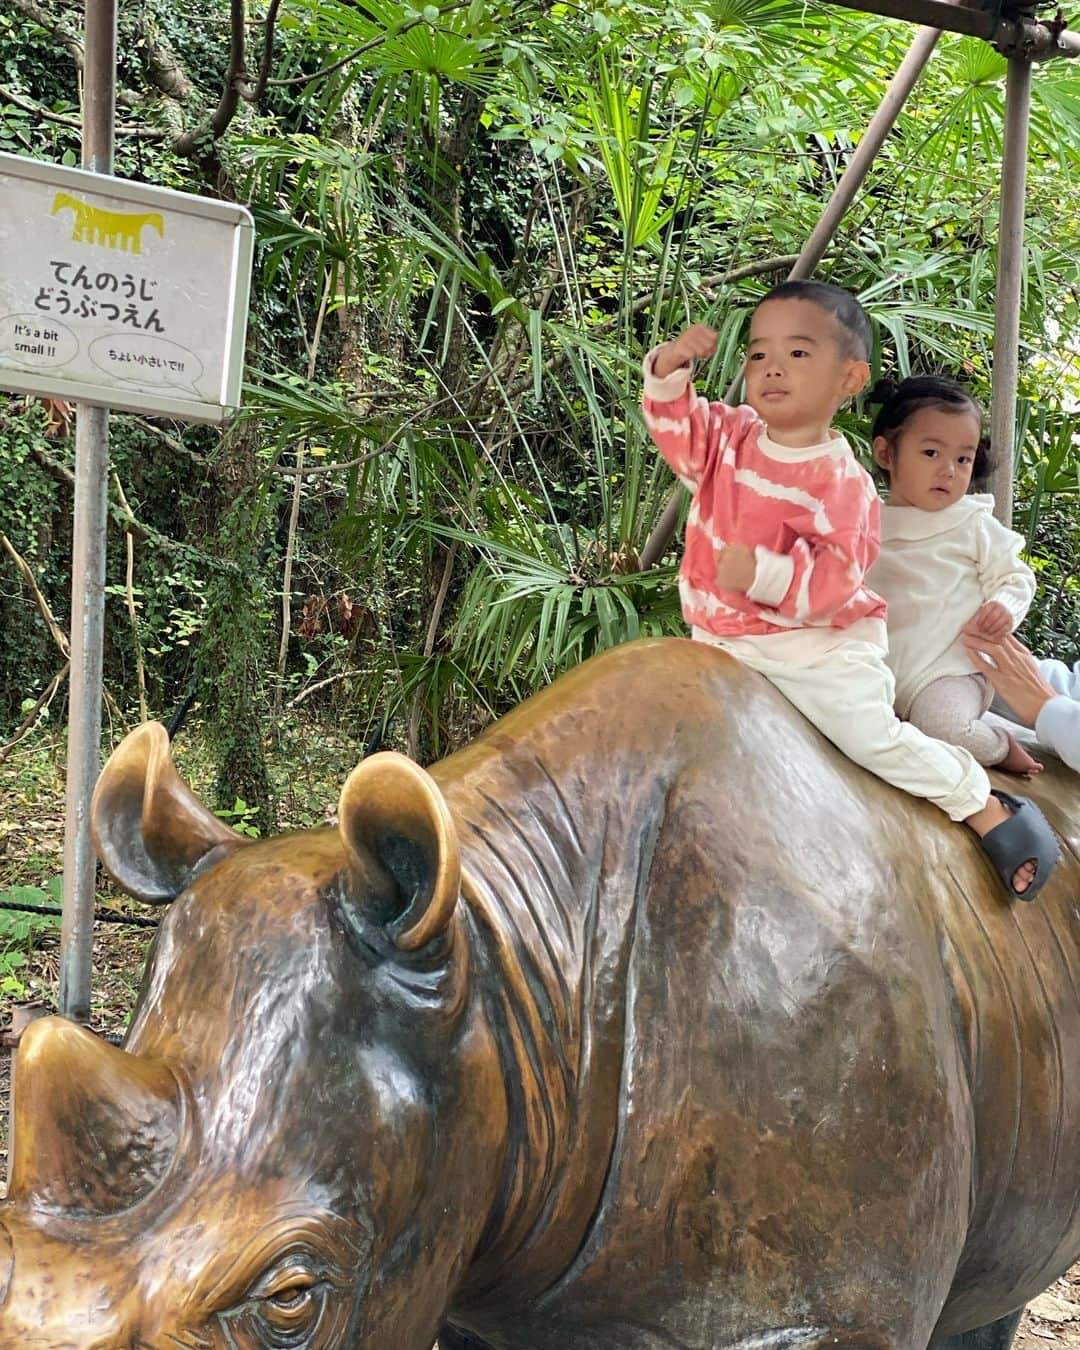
left=1, top=638, right=1078, bottom=1349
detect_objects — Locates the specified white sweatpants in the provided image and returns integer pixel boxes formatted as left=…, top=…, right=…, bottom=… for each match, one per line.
left=694, top=625, right=991, bottom=821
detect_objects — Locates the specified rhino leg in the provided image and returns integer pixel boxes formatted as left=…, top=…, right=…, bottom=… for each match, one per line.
left=928, top=1309, right=1023, bottom=1350
left=438, top=1325, right=499, bottom=1350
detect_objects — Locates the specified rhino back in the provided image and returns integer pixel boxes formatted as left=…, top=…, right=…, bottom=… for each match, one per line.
left=431, top=638, right=1080, bottom=1348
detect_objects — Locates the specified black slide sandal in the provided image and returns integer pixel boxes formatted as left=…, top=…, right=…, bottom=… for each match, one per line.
left=978, top=789, right=1060, bottom=902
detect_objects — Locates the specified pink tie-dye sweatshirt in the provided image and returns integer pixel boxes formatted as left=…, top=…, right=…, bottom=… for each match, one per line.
left=643, top=351, right=886, bottom=640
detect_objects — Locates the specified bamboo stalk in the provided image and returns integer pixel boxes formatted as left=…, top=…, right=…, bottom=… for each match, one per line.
left=112, top=474, right=149, bottom=722
left=988, top=57, right=1032, bottom=527
left=276, top=273, right=333, bottom=713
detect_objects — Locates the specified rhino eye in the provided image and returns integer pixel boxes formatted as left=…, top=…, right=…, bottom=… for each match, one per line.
left=260, top=1267, right=320, bottom=1332
left=211, top=1220, right=362, bottom=1346
left=222, top=1265, right=326, bottom=1346
left=270, top=1282, right=311, bottom=1310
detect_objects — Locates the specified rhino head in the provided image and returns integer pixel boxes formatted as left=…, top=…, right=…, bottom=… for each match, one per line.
left=0, top=725, right=508, bottom=1348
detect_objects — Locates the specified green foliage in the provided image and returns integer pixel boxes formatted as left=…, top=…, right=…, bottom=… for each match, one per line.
left=234, top=0, right=1080, bottom=741
left=0, top=878, right=62, bottom=1000
left=1021, top=504, right=1080, bottom=666
left=0, top=408, right=71, bottom=732
left=214, top=797, right=263, bottom=838
left=0, top=10, right=82, bottom=163
left=3, top=0, right=1080, bottom=763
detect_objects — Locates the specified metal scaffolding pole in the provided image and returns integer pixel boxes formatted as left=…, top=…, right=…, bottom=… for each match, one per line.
left=823, top=0, right=1080, bottom=57
left=988, top=55, right=1032, bottom=527
left=640, top=24, right=943, bottom=570
left=59, top=0, right=116, bottom=1022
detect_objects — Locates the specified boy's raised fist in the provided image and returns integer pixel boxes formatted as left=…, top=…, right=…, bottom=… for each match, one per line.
left=653, top=324, right=717, bottom=378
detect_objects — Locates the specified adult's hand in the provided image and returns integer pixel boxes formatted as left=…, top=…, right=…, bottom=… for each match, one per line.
left=961, top=630, right=1058, bottom=727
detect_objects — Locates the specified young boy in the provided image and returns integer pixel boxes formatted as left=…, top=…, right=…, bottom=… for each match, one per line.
left=642, top=279, right=1058, bottom=898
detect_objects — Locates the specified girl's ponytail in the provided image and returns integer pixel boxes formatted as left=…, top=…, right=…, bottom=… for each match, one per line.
left=866, top=377, right=900, bottom=408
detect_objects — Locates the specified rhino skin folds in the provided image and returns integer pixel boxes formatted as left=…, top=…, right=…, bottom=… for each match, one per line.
left=0, top=637, right=1078, bottom=1350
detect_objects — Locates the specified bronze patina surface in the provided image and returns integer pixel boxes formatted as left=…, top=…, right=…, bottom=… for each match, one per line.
left=0, top=637, right=1077, bottom=1349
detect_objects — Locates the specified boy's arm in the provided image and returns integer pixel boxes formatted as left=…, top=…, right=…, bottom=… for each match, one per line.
left=973, top=514, right=1035, bottom=628
left=642, top=325, right=733, bottom=489
left=737, top=474, right=878, bottom=623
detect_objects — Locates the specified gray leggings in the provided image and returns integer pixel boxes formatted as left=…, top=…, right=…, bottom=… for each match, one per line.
left=907, top=673, right=1009, bottom=767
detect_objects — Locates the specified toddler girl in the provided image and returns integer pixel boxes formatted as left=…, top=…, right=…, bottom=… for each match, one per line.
left=867, top=376, right=1040, bottom=775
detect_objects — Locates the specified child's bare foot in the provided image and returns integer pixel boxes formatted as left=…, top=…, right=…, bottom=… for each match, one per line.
left=966, top=795, right=1036, bottom=894
left=996, top=733, right=1042, bottom=776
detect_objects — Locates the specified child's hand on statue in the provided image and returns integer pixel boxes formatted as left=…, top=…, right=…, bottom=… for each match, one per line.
left=715, top=544, right=756, bottom=593
left=653, top=324, right=718, bottom=378
left=964, top=601, right=1013, bottom=643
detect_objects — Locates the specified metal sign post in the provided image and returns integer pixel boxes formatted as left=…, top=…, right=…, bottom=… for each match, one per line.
left=0, top=3, right=254, bottom=1023
left=60, top=0, right=116, bottom=1023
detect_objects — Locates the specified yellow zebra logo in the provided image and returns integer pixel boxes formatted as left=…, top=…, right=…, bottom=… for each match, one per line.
left=51, top=192, right=165, bottom=254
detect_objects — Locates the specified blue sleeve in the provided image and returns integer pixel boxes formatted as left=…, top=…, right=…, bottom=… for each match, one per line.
left=1037, top=658, right=1080, bottom=701
left=1034, top=696, right=1080, bottom=772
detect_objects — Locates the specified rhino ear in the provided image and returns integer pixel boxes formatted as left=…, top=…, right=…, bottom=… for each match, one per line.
left=337, top=751, right=460, bottom=951
left=91, top=722, right=244, bottom=904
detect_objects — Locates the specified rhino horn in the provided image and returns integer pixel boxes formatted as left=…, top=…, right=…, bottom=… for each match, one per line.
left=338, top=751, right=460, bottom=951
left=91, top=721, right=244, bottom=903
left=8, top=1017, right=184, bottom=1215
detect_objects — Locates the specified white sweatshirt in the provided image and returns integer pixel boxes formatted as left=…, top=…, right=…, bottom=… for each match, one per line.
left=867, top=494, right=1035, bottom=718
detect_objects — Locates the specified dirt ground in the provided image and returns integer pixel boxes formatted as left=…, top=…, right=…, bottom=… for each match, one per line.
left=1018, top=1270, right=1080, bottom=1347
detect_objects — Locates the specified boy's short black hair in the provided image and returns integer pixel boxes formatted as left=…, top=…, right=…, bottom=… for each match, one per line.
left=757, top=280, right=872, bottom=363
left=868, top=374, right=992, bottom=482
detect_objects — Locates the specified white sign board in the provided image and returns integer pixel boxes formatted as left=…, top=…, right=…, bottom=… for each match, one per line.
left=0, top=152, right=254, bottom=423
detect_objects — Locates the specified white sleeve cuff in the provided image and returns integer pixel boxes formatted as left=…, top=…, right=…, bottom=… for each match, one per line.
left=642, top=347, right=692, bottom=402
left=990, top=580, right=1035, bottom=628
left=746, top=547, right=794, bottom=607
